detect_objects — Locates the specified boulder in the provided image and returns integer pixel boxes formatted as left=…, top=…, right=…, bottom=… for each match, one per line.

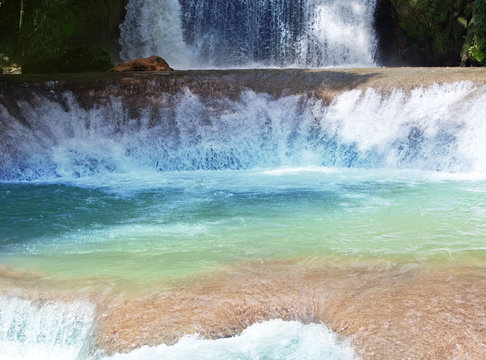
left=112, top=56, right=173, bottom=72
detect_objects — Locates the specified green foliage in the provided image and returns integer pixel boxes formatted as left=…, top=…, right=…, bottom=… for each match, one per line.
left=1, top=0, right=486, bottom=68
left=470, top=0, right=486, bottom=63
left=468, top=43, right=484, bottom=62
left=390, top=0, right=473, bottom=65
left=17, top=0, right=95, bottom=58
left=0, top=0, right=126, bottom=72
left=22, top=45, right=113, bottom=74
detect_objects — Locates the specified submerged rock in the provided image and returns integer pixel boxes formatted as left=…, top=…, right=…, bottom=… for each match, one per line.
left=112, top=56, right=173, bottom=72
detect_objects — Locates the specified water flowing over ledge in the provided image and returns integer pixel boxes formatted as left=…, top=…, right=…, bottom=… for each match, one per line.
left=103, top=320, right=357, bottom=360
left=1, top=260, right=485, bottom=360
left=0, top=296, right=95, bottom=360
left=0, top=292, right=357, bottom=360
left=2, top=68, right=486, bottom=360
left=1, top=68, right=486, bottom=182
left=120, top=0, right=377, bottom=68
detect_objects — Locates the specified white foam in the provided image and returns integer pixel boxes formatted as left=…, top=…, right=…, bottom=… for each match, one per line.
left=0, top=296, right=95, bottom=360
left=2, top=83, right=486, bottom=183
left=120, top=0, right=191, bottom=67
left=322, top=82, right=486, bottom=172
left=102, top=320, right=358, bottom=360
left=119, top=0, right=377, bottom=68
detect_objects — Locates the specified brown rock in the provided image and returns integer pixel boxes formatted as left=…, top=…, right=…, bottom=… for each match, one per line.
left=113, top=56, right=173, bottom=72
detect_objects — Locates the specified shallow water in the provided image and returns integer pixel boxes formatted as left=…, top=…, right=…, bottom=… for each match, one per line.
left=1, top=168, right=486, bottom=286
left=1, top=168, right=486, bottom=359
left=2, top=75, right=486, bottom=359
left=102, top=320, right=357, bottom=360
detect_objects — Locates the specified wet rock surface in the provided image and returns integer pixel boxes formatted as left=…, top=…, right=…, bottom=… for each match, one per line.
left=112, top=56, right=173, bottom=72
left=2, top=259, right=486, bottom=360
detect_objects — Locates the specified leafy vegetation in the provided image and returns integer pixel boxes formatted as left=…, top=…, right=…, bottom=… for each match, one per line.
left=0, top=0, right=126, bottom=73
left=470, top=0, right=486, bottom=63
left=22, top=45, right=113, bottom=74
left=385, top=0, right=486, bottom=65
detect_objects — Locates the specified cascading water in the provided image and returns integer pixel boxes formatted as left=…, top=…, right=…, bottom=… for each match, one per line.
left=0, top=296, right=356, bottom=360
left=2, top=70, right=486, bottom=359
left=103, top=320, right=357, bottom=360
left=0, top=296, right=95, bottom=360
left=1, top=81, right=485, bottom=181
left=119, top=0, right=377, bottom=68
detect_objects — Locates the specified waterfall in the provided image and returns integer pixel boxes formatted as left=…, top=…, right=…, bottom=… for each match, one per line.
left=1, top=79, right=486, bottom=182
left=119, top=0, right=377, bottom=68
left=0, top=296, right=95, bottom=360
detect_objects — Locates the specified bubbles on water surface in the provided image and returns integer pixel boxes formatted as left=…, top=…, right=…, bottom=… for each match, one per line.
left=1, top=82, right=486, bottom=182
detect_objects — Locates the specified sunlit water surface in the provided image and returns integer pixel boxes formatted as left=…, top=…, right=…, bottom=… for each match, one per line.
left=2, top=168, right=485, bottom=286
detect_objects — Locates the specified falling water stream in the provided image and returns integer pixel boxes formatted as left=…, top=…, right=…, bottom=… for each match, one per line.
left=1, top=0, right=485, bottom=358
left=119, top=0, right=377, bottom=68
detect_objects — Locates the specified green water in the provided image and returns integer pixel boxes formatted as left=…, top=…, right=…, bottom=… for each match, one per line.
left=2, top=168, right=485, bottom=285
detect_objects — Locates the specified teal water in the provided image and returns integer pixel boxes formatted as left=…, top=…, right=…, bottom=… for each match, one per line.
left=2, top=80, right=486, bottom=359
left=2, top=168, right=485, bottom=284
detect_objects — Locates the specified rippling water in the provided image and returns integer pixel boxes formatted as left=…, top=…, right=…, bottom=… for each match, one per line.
left=1, top=168, right=486, bottom=285
left=1, top=74, right=486, bottom=359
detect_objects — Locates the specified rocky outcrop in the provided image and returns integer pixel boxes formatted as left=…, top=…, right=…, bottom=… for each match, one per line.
left=112, top=56, right=173, bottom=72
